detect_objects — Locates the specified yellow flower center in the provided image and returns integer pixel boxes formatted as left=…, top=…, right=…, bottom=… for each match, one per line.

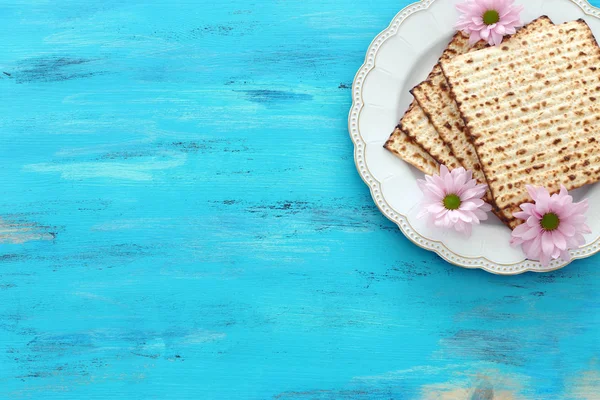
left=483, top=10, right=500, bottom=25
left=541, top=213, right=560, bottom=231
left=443, top=194, right=461, bottom=210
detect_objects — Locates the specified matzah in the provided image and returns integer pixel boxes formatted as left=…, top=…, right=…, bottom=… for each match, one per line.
left=441, top=18, right=600, bottom=228
left=412, top=70, right=485, bottom=179
left=384, top=126, right=439, bottom=175
left=412, top=18, right=553, bottom=205
left=400, top=101, right=461, bottom=170
left=385, top=32, right=478, bottom=172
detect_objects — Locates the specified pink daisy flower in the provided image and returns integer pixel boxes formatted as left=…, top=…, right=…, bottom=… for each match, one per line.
left=417, top=165, right=492, bottom=236
left=455, top=0, right=524, bottom=46
left=510, top=185, right=591, bottom=266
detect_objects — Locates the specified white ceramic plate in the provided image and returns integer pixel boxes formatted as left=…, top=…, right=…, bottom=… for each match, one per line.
left=349, top=0, right=600, bottom=274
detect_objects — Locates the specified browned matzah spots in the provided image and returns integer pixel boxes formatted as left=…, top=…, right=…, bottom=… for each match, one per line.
left=441, top=17, right=600, bottom=228
left=400, top=101, right=461, bottom=169
left=384, top=125, right=439, bottom=175
left=412, top=18, right=553, bottom=214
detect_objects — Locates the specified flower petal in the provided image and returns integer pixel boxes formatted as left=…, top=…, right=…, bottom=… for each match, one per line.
left=539, top=251, right=551, bottom=267
left=551, top=230, right=567, bottom=251
left=526, top=185, right=539, bottom=201
left=522, top=225, right=542, bottom=241
left=468, top=30, right=482, bottom=45
left=558, top=222, right=576, bottom=237
left=473, top=208, right=489, bottom=221
left=427, top=203, right=446, bottom=214
left=491, top=30, right=503, bottom=46
left=512, top=222, right=530, bottom=237
left=452, top=169, right=468, bottom=190
left=526, top=236, right=542, bottom=259
left=443, top=169, right=455, bottom=193
left=535, top=193, right=550, bottom=214
left=472, top=16, right=484, bottom=26
left=480, top=27, right=490, bottom=40
left=440, top=164, right=450, bottom=179
left=581, top=223, right=592, bottom=234
left=460, top=186, right=486, bottom=201
left=574, top=233, right=586, bottom=246
left=460, top=198, right=484, bottom=210
left=526, top=216, right=540, bottom=227
left=458, top=211, right=474, bottom=223
left=513, top=211, right=530, bottom=220
left=448, top=210, right=460, bottom=223
left=541, top=231, right=555, bottom=255
left=456, top=1, right=472, bottom=13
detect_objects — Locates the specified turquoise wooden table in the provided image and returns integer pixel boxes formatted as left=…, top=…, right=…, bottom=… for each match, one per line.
left=2, top=1, right=600, bottom=398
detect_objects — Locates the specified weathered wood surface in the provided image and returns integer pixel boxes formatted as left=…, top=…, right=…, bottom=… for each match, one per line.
left=1, top=1, right=599, bottom=398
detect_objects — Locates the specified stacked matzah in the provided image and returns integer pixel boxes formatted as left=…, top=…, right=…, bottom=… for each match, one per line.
left=385, top=16, right=600, bottom=229
left=384, top=32, right=479, bottom=174
left=384, top=125, right=439, bottom=175
left=442, top=17, right=600, bottom=228
left=384, top=31, right=506, bottom=221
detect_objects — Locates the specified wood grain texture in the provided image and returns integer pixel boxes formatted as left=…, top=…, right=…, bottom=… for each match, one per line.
left=0, top=1, right=599, bottom=399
